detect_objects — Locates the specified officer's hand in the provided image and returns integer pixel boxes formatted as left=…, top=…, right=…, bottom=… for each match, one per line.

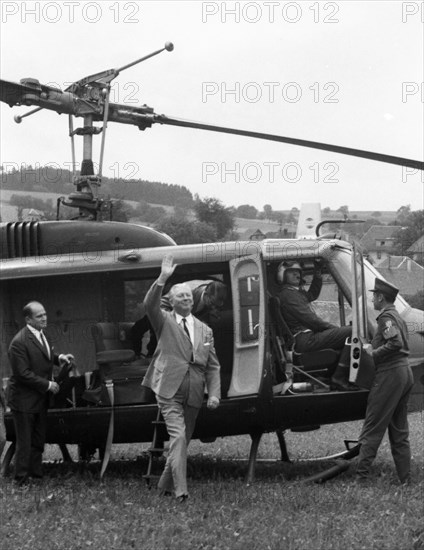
left=363, top=343, right=373, bottom=356
left=207, top=396, right=220, bottom=410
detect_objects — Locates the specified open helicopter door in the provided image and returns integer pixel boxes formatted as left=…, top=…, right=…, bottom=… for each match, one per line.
left=349, top=242, right=375, bottom=388
left=227, top=254, right=267, bottom=397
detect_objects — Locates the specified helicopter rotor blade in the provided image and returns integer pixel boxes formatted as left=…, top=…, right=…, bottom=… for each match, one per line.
left=154, top=114, right=424, bottom=170
left=2, top=77, right=422, bottom=170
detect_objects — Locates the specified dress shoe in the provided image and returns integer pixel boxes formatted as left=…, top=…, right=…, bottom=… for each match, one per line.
left=176, top=494, right=188, bottom=503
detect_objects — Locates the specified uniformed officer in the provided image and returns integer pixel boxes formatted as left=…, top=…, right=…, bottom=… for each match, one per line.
left=356, top=278, right=414, bottom=484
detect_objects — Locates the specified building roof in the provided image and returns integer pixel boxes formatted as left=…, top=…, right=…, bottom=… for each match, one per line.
left=378, top=255, right=423, bottom=271
left=407, top=234, right=424, bottom=254
left=360, top=225, right=399, bottom=252
left=375, top=255, right=423, bottom=296
left=249, top=229, right=266, bottom=240
left=376, top=268, right=424, bottom=298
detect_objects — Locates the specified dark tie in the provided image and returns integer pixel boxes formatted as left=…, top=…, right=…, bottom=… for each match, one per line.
left=40, top=331, right=50, bottom=358
left=182, top=318, right=191, bottom=343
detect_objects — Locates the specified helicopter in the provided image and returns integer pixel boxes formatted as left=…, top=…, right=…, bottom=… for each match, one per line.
left=1, top=43, right=423, bottom=482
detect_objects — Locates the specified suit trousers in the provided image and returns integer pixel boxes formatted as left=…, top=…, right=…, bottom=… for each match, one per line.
left=156, top=371, right=200, bottom=497
left=12, top=407, right=48, bottom=480
left=357, top=365, right=414, bottom=481
left=0, top=403, right=6, bottom=458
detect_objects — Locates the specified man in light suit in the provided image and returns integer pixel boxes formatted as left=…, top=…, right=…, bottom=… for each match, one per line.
left=7, top=301, right=74, bottom=484
left=142, top=255, right=221, bottom=502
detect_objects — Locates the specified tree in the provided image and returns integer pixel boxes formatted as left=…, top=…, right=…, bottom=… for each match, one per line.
left=393, top=209, right=424, bottom=257
left=396, top=205, right=411, bottom=225
left=407, top=290, right=424, bottom=311
left=110, top=198, right=131, bottom=222
left=193, top=196, right=235, bottom=240
left=337, top=205, right=349, bottom=219
left=235, top=204, right=258, bottom=219
left=132, top=200, right=166, bottom=223
left=263, top=204, right=273, bottom=221
left=286, top=210, right=297, bottom=224
left=322, top=206, right=331, bottom=215
left=9, top=194, right=56, bottom=220
left=154, top=216, right=217, bottom=244
left=273, top=212, right=286, bottom=226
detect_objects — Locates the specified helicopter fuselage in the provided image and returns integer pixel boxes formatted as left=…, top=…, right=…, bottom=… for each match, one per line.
left=1, top=225, right=423, bottom=454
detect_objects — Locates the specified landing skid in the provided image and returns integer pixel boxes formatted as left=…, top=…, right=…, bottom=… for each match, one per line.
left=300, top=439, right=360, bottom=462
left=246, top=429, right=291, bottom=484
left=245, top=433, right=359, bottom=484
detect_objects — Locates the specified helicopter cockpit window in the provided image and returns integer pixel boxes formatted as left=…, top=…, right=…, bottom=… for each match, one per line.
left=267, top=259, right=352, bottom=328
left=310, top=273, right=352, bottom=327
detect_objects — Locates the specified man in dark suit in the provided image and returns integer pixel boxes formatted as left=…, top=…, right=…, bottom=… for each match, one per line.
left=7, top=301, right=74, bottom=484
left=142, top=256, right=221, bottom=502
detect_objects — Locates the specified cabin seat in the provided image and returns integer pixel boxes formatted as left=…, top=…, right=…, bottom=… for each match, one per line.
left=91, top=322, right=149, bottom=379
left=268, top=296, right=339, bottom=376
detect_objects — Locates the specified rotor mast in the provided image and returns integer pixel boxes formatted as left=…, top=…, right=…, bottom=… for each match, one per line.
left=22, top=42, right=173, bottom=219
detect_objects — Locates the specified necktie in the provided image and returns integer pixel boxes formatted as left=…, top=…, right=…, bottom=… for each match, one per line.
left=40, top=331, right=50, bottom=358
left=181, top=318, right=191, bottom=344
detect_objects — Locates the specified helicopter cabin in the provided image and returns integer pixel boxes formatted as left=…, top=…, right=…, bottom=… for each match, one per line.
left=1, top=225, right=422, bottom=413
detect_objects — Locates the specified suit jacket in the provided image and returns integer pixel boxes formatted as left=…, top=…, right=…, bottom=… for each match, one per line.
left=7, top=326, right=59, bottom=413
left=142, top=281, right=221, bottom=407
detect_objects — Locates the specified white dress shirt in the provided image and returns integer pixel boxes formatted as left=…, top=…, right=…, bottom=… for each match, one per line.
left=175, top=313, right=194, bottom=345
left=27, top=324, right=50, bottom=358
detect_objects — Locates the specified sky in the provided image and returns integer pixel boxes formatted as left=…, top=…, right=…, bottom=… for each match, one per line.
left=0, top=1, right=423, bottom=212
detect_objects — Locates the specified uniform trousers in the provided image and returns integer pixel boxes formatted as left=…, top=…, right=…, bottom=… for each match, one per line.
left=156, top=371, right=200, bottom=497
left=357, top=364, right=414, bottom=481
left=294, top=326, right=352, bottom=353
left=12, top=408, right=47, bottom=480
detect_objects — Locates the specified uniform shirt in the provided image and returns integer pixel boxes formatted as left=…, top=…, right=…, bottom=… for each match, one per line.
left=371, top=304, right=410, bottom=370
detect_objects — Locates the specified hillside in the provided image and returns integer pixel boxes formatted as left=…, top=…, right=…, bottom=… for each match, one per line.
left=0, top=189, right=174, bottom=223
left=0, top=188, right=398, bottom=230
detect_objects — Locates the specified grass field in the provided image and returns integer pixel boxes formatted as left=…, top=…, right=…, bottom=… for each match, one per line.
left=1, top=413, right=423, bottom=550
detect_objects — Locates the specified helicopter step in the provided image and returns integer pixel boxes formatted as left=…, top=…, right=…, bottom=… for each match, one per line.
left=143, top=407, right=168, bottom=486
